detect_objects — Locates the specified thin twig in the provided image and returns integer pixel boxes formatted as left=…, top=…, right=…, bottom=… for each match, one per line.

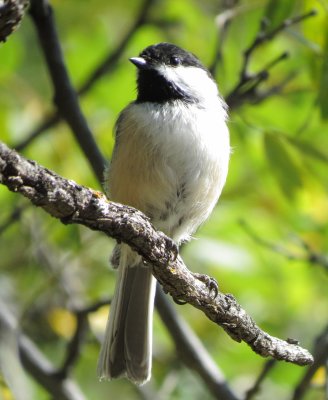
left=15, top=113, right=60, bottom=152
left=50, top=300, right=112, bottom=380
left=77, top=0, right=155, bottom=96
left=55, top=314, right=89, bottom=379
left=209, top=7, right=236, bottom=76
left=225, top=10, right=317, bottom=109
left=292, top=325, right=328, bottom=400
left=18, top=214, right=83, bottom=326
left=226, top=53, right=289, bottom=108
left=241, top=10, right=317, bottom=80
left=251, top=72, right=297, bottom=105
left=245, top=359, right=277, bottom=400
left=74, top=299, right=111, bottom=315
left=0, top=204, right=26, bottom=235
left=54, top=300, right=113, bottom=378
left=240, top=220, right=328, bottom=272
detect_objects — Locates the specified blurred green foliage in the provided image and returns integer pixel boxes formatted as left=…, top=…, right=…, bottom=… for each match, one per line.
left=0, top=0, right=327, bottom=399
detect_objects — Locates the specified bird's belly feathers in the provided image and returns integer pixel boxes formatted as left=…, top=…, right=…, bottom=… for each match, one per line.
left=107, top=101, right=229, bottom=243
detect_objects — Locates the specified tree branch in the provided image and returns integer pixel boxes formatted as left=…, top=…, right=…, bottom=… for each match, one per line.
left=77, top=0, right=155, bottom=95
left=0, top=141, right=314, bottom=368
left=245, top=359, right=277, bottom=400
left=0, top=302, right=85, bottom=400
left=54, top=313, right=88, bottom=379
left=225, top=9, right=317, bottom=109
left=156, top=288, right=240, bottom=400
left=240, top=220, right=328, bottom=273
left=240, top=10, right=316, bottom=81
left=29, top=0, right=106, bottom=182
left=292, top=325, right=328, bottom=400
left=209, top=5, right=236, bottom=76
left=0, top=203, right=26, bottom=235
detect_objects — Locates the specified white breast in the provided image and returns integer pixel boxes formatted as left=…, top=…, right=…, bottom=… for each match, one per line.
left=109, top=96, right=229, bottom=244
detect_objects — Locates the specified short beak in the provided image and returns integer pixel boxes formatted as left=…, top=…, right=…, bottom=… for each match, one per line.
left=129, top=57, right=149, bottom=70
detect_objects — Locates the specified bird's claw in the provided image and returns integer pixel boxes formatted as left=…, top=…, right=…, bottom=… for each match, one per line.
left=158, top=232, right=179, bottom=262
left=173, top=297, right=187, bottom=305
left=192, top=273, right=219, bottom=299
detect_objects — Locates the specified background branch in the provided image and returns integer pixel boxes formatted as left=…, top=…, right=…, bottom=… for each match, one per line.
left=240, top=220, right=328, bottom=272
left=240, top=10, right=316, bottom=80
left=0, top=303, right=85, bottom=400
left=0, top=203, right=26, bottom=235
left=225, top=9, right=317, bottom=108
left=245, top=359, right=277, bottom=400
left=29, top=0, right=106, bottom=182
left=54, top=313, right=88, bottom=379
left=292, top=325, right=328, bottom=400
left=156, top=288, right=241, bottom=400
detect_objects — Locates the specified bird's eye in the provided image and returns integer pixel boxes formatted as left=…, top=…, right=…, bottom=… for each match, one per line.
left=170, top=56, right=180, bottom=66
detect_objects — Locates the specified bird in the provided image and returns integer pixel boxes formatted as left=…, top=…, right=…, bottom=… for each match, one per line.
left=97, top=42, right=230, bottom=385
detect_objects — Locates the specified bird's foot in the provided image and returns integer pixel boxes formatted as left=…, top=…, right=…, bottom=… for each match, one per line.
left=192, top=272, right=219, bottom=299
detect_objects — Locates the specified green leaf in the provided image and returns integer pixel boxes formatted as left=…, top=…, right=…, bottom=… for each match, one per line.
left=264, top=132, right=303, bottom=198
left=319, top=23, right=328, bottom=119
left=286, top=137, right=328, bottom=163
left=263, top=0, right=296, bottom=29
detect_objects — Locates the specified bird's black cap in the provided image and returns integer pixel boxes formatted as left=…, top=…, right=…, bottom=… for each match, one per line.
left=134, top=42, right=206, bottom=70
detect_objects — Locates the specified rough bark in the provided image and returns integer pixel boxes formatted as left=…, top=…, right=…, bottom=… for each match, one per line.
left=0, top=141, right=314, bottom=367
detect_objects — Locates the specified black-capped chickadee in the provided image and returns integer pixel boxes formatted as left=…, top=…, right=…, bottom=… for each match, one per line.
left=98, top=43, right=230, bottom=385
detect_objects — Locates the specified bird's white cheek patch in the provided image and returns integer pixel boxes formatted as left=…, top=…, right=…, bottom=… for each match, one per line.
left=157, top=65, right=219, bottom=102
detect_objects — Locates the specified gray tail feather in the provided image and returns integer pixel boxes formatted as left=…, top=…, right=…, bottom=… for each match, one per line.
left=97, top=247, right=156, bottom=385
